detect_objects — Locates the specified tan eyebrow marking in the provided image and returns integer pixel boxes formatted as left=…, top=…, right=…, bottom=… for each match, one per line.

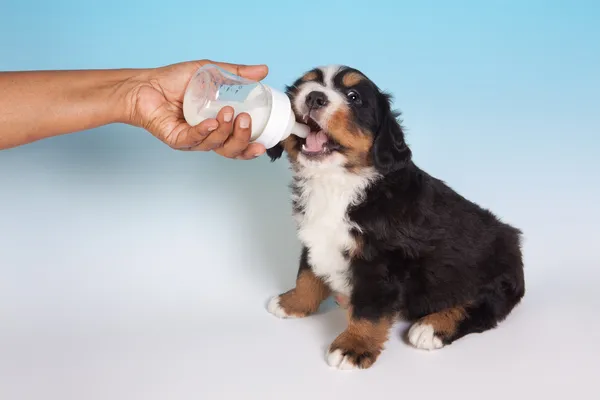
left=302, top=71, right=319, bottom=81
left=342, top=71, right=364, bottom=87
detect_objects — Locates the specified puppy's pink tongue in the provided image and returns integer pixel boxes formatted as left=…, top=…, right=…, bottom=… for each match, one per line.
left=304, top=131, right=328, bottom=152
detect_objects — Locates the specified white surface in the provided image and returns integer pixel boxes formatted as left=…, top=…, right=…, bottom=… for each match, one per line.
left=0, top=129, right=598, bottom=400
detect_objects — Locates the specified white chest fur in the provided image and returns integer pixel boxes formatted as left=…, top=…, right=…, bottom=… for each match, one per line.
left=292, top=164, right=378, bottom=296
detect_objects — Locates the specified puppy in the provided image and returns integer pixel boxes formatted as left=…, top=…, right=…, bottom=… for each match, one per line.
left=265, top=65, right=525, bottom=370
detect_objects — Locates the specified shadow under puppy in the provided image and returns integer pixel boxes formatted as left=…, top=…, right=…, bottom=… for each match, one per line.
left=265, top=65, right=525, bottom=370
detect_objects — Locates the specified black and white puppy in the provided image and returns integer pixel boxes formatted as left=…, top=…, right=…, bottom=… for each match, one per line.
left=265, top=65, right=525, bottom=370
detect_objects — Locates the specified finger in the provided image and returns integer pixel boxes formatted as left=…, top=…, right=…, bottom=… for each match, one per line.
left=189, top=106, right=234, bottom=151
left=184, top=118, right=219, bottom=145
left=237, top=142, right=267, bottom=160
left=235, top=64, right=269, bottom=81
left=171, top=118, right=219, bottom=150
left=213, top=113, right=253, bottom=159
left=207, top=61, right=269, bottom=81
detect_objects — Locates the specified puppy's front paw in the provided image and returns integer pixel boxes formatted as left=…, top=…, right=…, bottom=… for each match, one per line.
left=267, top=269, right=330, bottom=319
left=267, top=295, right=302, bottom=318
left=407, top=322, right=444, bottom=350
left=326, top=347, right=378, bottom=370
left=326, top=336, right=382, bottom=370
left=266, top=290, right=316, bottom=319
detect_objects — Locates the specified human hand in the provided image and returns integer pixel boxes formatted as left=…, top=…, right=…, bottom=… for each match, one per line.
left=126, top=60, right=269, bottom=159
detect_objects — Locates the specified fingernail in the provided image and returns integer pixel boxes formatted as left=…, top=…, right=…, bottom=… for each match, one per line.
left=224, top=112, right=233, bottom=123
left=207, top=124, right=218, bottom=132
left=239, top=115, right=250, bottom=129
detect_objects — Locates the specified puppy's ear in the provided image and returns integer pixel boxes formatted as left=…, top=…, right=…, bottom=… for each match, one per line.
left=372, top=94, right=412, bottom=174
left=266, top=142, right=284, bottom=161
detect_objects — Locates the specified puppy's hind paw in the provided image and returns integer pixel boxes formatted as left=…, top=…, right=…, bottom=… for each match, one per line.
left=407, top=322, right=444, bottom=351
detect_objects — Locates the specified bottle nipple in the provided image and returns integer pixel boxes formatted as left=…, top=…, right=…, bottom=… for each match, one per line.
left=293, top=122, right=310, bottom=138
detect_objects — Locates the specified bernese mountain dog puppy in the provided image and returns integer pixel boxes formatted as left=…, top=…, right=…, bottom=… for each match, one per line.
left=265, top=65, right=525, bottom=370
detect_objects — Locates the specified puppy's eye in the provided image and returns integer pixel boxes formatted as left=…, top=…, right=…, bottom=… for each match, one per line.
left=346, top=90, right=362, bottom=105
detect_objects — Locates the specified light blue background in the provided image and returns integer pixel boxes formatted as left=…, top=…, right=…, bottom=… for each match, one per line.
left=1, top=1, right=599, bottom=399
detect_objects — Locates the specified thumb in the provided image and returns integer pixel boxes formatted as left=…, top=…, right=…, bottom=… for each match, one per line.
left=210, top=62, right=269, bottom=81
left=236, top=64, right=269, bottom=81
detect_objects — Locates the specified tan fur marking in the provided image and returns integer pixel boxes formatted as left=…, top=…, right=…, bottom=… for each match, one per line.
left=302, top=71, right=318, bottom=81
left=420, top=306, right=468, bottom=336
left=282, top=135, right=300, bottom=162
left=327, top=108, right=373, bottom=170
left=342, top=71, right=364, bottom=87
left=277, top=269, right=331, bottom=317
left=349, top=234, right=364, bottom=258
left=329, top=309, right=393, bottom=369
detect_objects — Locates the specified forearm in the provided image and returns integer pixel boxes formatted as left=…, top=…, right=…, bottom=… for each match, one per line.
left=0, top=69, right=142, bottom=149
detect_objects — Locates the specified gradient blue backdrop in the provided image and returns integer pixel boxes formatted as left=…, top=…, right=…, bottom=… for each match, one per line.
left=1, top=1, right=599, bottom=399
left=2, top=0, right=598, bottom=275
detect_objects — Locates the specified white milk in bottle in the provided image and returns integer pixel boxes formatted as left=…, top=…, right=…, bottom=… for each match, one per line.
left=183, top=64, right=309, bottom=149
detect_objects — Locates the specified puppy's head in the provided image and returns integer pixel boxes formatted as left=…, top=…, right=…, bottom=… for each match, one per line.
left=267, top=65, right=411, bottom=174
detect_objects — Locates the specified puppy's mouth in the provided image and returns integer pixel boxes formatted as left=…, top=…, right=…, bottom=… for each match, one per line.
left=299, top=116, right=341, bottom=157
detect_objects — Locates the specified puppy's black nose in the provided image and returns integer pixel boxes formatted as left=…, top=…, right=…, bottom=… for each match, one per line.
left=306, top=91, right=328, bottom=109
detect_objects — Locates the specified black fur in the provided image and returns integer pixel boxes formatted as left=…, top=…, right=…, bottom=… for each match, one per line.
left=266, top=143, right=284, bottom=161
left=347, top=163, right=525, bottom=334
left=270, top=66, right=525, bottom=347
left=369, top=92, right=412, bottom=174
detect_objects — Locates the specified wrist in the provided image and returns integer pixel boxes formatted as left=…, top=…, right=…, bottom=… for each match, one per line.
left=109, top=68, right=153, bottom=126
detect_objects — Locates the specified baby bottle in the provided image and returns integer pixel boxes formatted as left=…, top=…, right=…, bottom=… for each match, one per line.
left=183, top=64, right=310, bottom=149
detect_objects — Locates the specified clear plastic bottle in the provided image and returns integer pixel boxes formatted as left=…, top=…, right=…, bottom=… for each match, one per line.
left=183, top=64, right=309, bottom=149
